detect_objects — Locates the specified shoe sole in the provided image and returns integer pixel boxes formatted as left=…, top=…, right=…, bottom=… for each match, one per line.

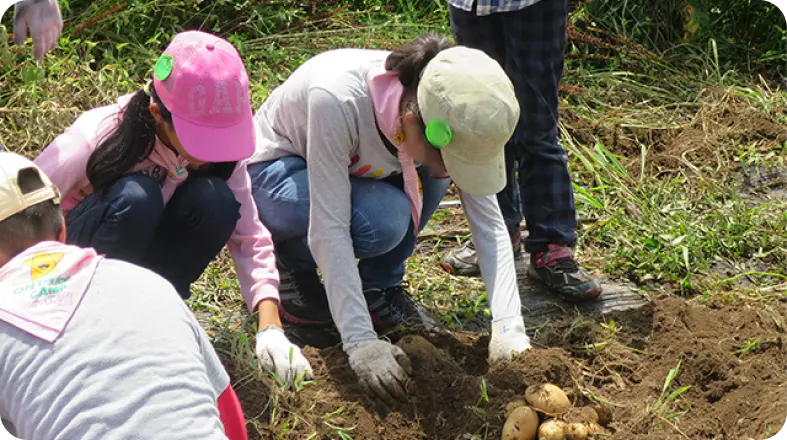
left=278, top=305, right=333, bottom=328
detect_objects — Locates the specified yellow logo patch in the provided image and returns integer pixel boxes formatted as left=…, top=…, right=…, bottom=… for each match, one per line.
left=22, top=253, right=65, bottom=281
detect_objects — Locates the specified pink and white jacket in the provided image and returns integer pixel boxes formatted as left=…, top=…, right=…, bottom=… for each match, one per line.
left=34, top=95, right=279, bottom=312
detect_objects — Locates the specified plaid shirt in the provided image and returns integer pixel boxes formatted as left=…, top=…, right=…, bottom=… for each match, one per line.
left=446, top=0, right=543, bottom=16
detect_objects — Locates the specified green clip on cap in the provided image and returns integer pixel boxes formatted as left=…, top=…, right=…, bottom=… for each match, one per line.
left=154, top=54, right=174, bottom=81
left=425, top=119, right=452, bottom=149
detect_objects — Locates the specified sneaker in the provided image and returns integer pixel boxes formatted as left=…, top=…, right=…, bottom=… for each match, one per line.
left=364, top=284, right=440, bottom=331
left=277, top=267, right=334, bottom=327
left=441, top=231, right=522, bottom=277
left=528, top=244, right=602, bottom=303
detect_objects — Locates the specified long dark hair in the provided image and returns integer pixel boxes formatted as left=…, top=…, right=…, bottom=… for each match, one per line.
left=385, top=33, right=454, bottom=95
left=86, top=86, right=171, bottom=192
left=86, top=85, right=236, bottom=192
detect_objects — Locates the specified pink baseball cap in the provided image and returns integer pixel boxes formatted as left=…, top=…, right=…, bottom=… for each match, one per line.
left=152, top=30, right=255, bottom=163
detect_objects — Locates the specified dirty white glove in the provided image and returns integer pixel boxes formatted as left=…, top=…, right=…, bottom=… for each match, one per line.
left=14, top=0, right=63, bottom=60
left=256, top=326, right=313, bottom=387
left=347, top=339, right=413, bottom=406
left=488, top=316, right=532, bottom=363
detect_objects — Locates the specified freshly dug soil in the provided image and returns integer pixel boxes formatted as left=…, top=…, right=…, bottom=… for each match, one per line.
left=225, top=297, right=787, bottom=439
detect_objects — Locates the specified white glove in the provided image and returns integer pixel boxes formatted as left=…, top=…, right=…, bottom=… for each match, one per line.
left=347, top=339, right=412, bottom=406
left=488, top=316, right=532, bottom=363
left=256, top=326, right=313, bottom=387
left=14, top=0, right=63, bottom=60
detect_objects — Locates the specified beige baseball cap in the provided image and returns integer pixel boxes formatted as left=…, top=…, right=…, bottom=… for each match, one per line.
left=0, top=152, right=61, bottom=223
left=417, top=46, right=520, bottom=196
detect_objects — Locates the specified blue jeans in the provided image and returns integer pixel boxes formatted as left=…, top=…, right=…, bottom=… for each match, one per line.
left=65, top=173, right=241, bottom=298
left=249, top=156, right=450, bottom=290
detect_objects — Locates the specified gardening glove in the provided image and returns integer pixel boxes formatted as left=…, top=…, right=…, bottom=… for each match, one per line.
left=347, top=339, right=413, bottom=406
left=13, top=0, right=63, bottom=60
left=488, top=316, right=532, bottom=363
left=256, top=326, right=313, bottom=387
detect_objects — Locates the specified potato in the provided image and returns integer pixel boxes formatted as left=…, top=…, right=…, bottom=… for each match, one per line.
left=525, top=384, right=572, bottom=415
left=578, top=407, right=599, bottom=424
left=587, top=403, right=613, bottom=426
left=395, top=335, right=441, bottom=368
left=538, top=419, right=567, bottom=440
left=502, top=406, right=540, bottom=440
left=562, top=407, right=598, bottom=425
left=564, top=423, right=589, bottom=440
left=586, top=423, right=605, bottom=437
left=505, top=399, right=528, bottom=418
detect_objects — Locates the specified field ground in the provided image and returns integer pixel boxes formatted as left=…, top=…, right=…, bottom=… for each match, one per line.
left=1, top=1, right=786, bottom=439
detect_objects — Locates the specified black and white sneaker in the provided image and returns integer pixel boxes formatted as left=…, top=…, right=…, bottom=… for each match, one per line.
left=364, top=284, right=440, bottom=331
left=277, top=266, right=333, bottom=327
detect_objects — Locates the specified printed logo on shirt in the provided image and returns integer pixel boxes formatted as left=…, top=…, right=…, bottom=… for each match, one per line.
left=349, top=155, right=396, bottom=180
left=393, top=130, right=405, bottom=146
left=22, top=253, right=64, bottom=281
left=13, top=252, right=71, bottom=303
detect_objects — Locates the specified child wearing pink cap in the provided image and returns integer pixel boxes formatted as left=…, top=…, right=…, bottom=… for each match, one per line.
left=33, top=30, right=311, bottom=387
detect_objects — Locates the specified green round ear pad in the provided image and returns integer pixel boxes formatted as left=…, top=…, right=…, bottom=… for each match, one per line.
left=154, top=54, right=174, bottom=81
left=425, top=118, right=452, bottom=148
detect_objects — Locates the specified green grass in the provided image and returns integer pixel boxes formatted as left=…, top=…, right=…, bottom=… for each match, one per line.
left=2, top=1, right=787, bottom=437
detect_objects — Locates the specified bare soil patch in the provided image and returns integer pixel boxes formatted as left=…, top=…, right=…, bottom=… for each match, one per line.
left=224, top=298, right=787, bottom=439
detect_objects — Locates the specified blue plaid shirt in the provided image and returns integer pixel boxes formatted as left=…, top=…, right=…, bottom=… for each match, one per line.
left=446, top=0, right=543, bottom=16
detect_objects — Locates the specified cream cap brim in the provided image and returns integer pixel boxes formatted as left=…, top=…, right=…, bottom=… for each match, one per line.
left=442, top=145, right=507, bottom=196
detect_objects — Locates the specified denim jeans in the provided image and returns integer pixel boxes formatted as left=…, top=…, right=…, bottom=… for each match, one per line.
left=248, top=156, right=450, bottom=290
left=65, top=173, right=241, bottom=298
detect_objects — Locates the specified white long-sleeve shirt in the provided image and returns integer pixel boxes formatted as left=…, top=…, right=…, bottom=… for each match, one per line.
left=0, top=248, right=230, bottom=440
left=250, top=49, right=523, bottom=348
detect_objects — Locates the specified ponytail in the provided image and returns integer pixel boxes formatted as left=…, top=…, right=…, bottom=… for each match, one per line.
left=86, top=86, right=172, bottom=192
left=384, top=33, right=454, bottom=93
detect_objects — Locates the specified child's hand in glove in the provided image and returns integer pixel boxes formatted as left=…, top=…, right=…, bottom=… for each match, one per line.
left=488, top=316, right=531, bottom=363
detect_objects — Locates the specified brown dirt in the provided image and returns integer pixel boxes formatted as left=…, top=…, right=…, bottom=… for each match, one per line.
left=224, top=297, right=787, bottom=439
left=560, top=90, right=787, bottom=180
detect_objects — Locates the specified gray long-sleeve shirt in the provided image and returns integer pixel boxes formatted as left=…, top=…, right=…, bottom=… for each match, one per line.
left=250, top=49, right=523, bottom=349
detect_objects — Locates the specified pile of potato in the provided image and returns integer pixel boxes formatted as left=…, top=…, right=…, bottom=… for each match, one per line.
left=501, top=383, right=612, bottom=440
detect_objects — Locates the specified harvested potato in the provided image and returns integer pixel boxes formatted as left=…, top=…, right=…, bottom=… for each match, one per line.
left=505, top=399, right=528, bottom=418
left=395, top=335, right=441, bottom=368
left=502, top=406, right=540, bottom=440
left=562, top=407, right=598, bottom=425
left=564, top=423, right=589, bottom=440
left=586, top=423, right=605, bottom=436
left=538, top=419, right=567, bottom=440
left=588, top=403, right=613, bottom=426
left=579, top=407, right=599, bottom=424
left=525, top=384, right=572, bottom=415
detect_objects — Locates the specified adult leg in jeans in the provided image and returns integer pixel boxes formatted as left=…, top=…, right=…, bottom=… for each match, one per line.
left=501, top=0, right=601, bottom=301
left=65, top=173, right=164, bottom=263
left=248, top=156, right=413, bottom=326
left=442, top=5, right=524, bottom=277
left=140, top=176, right=241, bottom=299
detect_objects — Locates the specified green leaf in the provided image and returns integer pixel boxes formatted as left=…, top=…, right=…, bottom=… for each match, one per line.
left=22, top=67, right=39, bottom=85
